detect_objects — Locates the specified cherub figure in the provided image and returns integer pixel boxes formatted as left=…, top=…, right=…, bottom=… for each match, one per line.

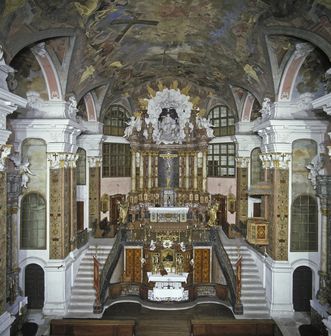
left=207, top=203, right=219, bottom=227
left=118, top=199, right=129, bottom=224
left=20, top=161, right=34, bottom=189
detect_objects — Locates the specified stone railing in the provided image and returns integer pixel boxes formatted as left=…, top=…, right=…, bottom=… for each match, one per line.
left=210, top=227, right=243, bottom=314
left=94, top=228, right=126, bottom=313
left=76, top=228, right=88, bottom=249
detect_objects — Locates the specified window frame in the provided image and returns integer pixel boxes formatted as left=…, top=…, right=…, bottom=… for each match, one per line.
left=102, top=143, right=131, bottom=177
left=208, top=105, right=235, bottom=137
left=103, top=105, right=128, bottom=136
left=207, top=142, right=236, bottom=177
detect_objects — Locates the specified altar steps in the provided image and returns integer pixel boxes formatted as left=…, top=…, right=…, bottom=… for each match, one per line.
left=67, top=244, right=113, bottom=315
left=224, top=245, right=270, bottom=318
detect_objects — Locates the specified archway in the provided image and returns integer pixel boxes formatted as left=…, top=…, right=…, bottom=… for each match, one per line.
left=293, top=266, right=312, bottom=311
left=25, top=264, right=44, bottom=309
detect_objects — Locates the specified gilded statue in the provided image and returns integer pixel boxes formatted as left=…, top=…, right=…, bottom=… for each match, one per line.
left=118, top=200, right=129, bottom=225
left=207, top=203, right=219, bottom=227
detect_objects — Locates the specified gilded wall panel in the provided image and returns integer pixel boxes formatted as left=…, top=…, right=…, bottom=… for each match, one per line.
left=0, top=171, right=6, bottom=313
left=89, top=167, right=100, bottom=230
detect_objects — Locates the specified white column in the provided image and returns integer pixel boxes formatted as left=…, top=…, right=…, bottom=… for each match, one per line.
left=140, top=152, right=144, bottom=190
left=148, top=152, right=152, bottom=190
left=193, top=153, right=198, bottom=190
left=154, top=154, right=158, bottom=188
left=202, top=150, right=207, bottom=192
left=131, top=150, right=136, bottom=192
left=185, top=153, right=190, bottom=190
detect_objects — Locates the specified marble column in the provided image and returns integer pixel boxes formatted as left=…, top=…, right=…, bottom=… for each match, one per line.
left=131, top=150, right=136, bottom=192
left=235, top=157, right=250, bottom=231
left=0, top=145, right=10, bottom=314
left=48, top=153, right=71, bottom=259
left=148, top=152, right=152, bottom=190
left=202, top=150, right=207, bottom=192
left=316, top=176, right=331, bottom=304
left=139, top=152, right=144, bottom=190
left=265, top=153, right=291, bottom=261
left=88, top=156, right=101, bottom=232
left=193, top=153, right=198, bottom=190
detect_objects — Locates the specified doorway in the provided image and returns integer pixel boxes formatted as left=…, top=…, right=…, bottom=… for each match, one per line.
left=25, top=264, right=44, bottom=309
left=293, top=266, right=312, bottom=311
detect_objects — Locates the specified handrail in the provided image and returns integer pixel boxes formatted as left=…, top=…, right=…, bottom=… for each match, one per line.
left=93, top=256, right=100, bottom=307
left=94, top=228, right=127, bottom=313
left=210, top=227, right=243, bottom=314
left=235, top=256, right=242, bottom=306
left=77, top=228, right=88, bottom=249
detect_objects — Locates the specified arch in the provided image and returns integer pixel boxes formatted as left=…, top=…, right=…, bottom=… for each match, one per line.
left=7, top=28, right=76, bottom=62
left=31, top=44, right=63, bottom=100
left=103, top=104, right=129, bottom=136
left=24, top=263, right=45, bottom=309
left=292, top=266, right=312, bottom=312
left=277, top=43, right=314, bottom=101
left=265, top=26, right=331, bottom=61
left=84, top=92, right=97, bottom=121
left=20, top=192, right=47, bottom=249
left=241, top=93, right=256, bottom=122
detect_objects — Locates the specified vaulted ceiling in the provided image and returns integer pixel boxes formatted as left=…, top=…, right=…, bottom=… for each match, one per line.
left=1, top=0, right=331, bottom=118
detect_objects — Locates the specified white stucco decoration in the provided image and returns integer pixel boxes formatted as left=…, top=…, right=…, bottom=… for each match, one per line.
left=147, top=88, right=193, bottom=144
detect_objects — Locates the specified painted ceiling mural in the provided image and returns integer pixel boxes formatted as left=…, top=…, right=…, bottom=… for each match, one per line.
left=0, top=0, right=331, bottom=118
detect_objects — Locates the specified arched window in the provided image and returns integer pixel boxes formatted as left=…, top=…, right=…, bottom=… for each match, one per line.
left=103, top=105, right=128, bottom=136
left=291, top=195, right=318, bottom=252
left=76, top=148, right=86, bottom=185
left=208, top=105, right=235, bottom=137
left=251, top=147, right=263, bottom=185
left=21, top=193, right=46, bottom=249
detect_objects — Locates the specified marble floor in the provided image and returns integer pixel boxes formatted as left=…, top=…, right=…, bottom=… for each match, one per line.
left=25, top=308, right=312, bottom=336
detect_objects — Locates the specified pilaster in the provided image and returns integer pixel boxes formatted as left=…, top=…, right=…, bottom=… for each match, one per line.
left=262, top=153, right=291, bottom=261
left=235, top=157, right=250, bottom=229
left=48, top=153, right=72, bottom=259
left=88, top=156, right=102, bottom=231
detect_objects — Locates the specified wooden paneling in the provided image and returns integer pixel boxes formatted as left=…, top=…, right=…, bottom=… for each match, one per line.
left=191, top=319, right=275, bottom=336
left=125, top=248, right=142, bottom=283
left=194, top=249, right=210, bottom=284
left=77, top=201, right=84, bottom=231
left=50, top=319, right=135, bottom=336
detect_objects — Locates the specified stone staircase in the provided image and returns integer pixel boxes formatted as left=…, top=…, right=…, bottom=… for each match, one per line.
left=224, top=245, right=270, bottom=318
left=67, top=244, right=113, bottom=315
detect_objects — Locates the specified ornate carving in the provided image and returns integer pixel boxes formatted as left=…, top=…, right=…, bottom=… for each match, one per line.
left=147, top=88, right=193, bottom=144
left=306, top=154, right=324, bottom=190
left=259, top=152, right=291, bottom=170
left=259, top=97, right=272, bottom=120
left=67, top=95, right=78, bottom=120
left=294, top=42, right=314, bottom=59
left=235, top=157, right=250, bottom=168
left=47, top=153, right=69, bottom=169
left=0, top=144, right=11, bottom=171
left=88, top=156, right=102, bottom=168
left=19, top=160, right=34, bottom=189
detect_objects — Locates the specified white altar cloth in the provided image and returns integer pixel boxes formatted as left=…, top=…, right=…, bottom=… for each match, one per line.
left=147, top=272, right=188, bottom=283
left=148, top=207, right=189, bottom=215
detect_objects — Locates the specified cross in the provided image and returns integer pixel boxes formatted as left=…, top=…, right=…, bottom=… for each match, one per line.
left=110, top=18, right=159, bottom=43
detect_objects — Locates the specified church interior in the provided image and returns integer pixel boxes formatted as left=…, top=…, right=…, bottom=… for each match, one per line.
left=1, top=1, right=331, bottom=335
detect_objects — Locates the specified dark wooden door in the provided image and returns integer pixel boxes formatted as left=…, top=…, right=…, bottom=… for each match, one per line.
left=194, top=249, right=210, bottom=283
left=293, top=266, right=312, bottom=311
left=77, top=201, right=84, bottom=231
left=25, top=264, right=44, bottom=309
left=125, top=248, right=142, bottom=282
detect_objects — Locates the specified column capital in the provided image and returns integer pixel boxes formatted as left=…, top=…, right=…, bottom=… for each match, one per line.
left=88, top=156, right=102, bottom=168
left=47, top=152, right=69, bottom=169
left=67, top=153, right=79, bottom=168
left=235, top=157, right=250, bottom=168
left=259, top=152, right=291, bottom=170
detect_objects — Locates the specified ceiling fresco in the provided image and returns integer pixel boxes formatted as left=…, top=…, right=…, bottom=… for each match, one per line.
left=0, top=0, right=331, bottom=116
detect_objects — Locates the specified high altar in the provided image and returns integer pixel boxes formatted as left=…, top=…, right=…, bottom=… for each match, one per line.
left=121, top=87, right=217, bottom=302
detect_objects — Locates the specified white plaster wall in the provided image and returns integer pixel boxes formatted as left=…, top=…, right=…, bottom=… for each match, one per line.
left=101, top=177, right=131, bottom=195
